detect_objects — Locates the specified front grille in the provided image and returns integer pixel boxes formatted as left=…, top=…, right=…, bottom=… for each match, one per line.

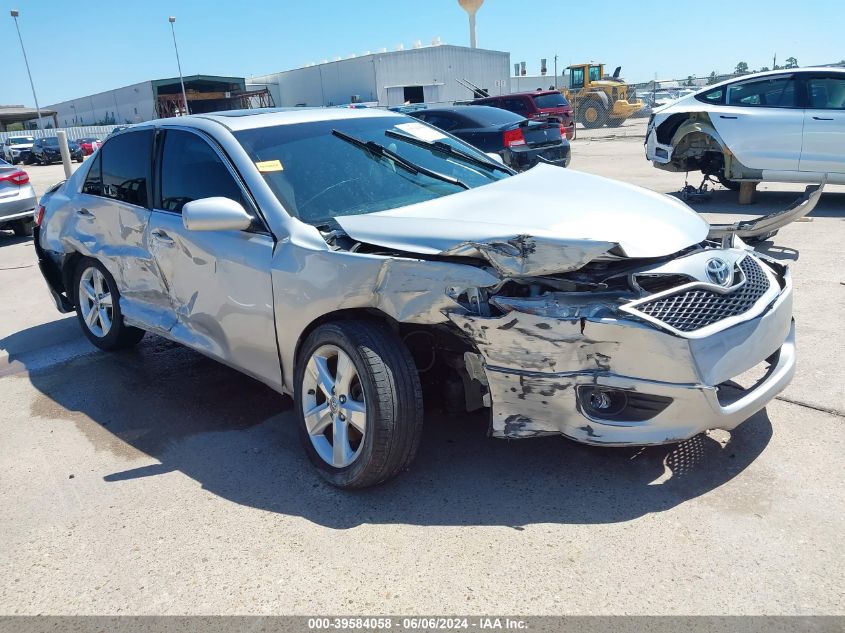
left=631, top=257, right=771, bottom=332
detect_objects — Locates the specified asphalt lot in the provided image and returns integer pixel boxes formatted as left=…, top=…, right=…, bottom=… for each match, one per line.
left=0, top=128, right=842, bottom=615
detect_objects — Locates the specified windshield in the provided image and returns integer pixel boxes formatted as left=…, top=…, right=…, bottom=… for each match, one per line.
left=10, top=137, right=33, bottom=145
left=531, top=93, right=569, bottom=109
left=234, top=115, right=510, bottom=226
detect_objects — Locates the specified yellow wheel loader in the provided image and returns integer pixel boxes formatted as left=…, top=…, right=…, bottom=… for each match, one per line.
left=562, top=63, right=643, bottom=129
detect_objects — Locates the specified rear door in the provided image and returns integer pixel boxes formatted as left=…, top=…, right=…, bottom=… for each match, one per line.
left=800, top=73, right=845, bottom=174
left=73, top=129, right=176, bottom=331
left=147, top=128, right=280, bottom=388
left=709, top=73, right=803, bottom=171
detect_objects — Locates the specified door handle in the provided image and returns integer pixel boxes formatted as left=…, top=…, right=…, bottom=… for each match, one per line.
left=719, top=115, right=738, bottom=119
left=151, top=228, right=175, bottom=245
left=75, top=207, right=93, bottom=217
left=812, top=116, right=834, bottom=121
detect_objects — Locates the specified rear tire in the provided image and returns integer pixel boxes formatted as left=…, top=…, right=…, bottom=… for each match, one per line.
left=73, top=257, right=145, bottom=351
left=295, top=320, right=424, bottom=489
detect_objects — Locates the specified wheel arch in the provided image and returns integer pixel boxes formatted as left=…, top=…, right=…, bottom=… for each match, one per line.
left=293, top=308, right=402, bottom=371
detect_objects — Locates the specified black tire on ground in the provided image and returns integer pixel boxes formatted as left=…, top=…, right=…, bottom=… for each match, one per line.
left=72, top=257, right=145, bottom=351
left=606, top=118, right=625, bottom=128
left=717, top=172, right=742, bottom=191
left=579, top=102, right=607, bottom=129
left=12, top=219, right=34, bottom=237
left=295, top=320, right=424, bottom=489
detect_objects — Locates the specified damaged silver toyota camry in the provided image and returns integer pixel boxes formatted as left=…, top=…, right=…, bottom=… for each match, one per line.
left=35, top=108, right=801, bottom=488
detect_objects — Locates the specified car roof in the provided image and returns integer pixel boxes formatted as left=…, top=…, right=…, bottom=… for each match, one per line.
left=477, top=90, right=559, bottom=99
left=417, top=105, right=502, bottom=114
left=150, top=107, right=405, bottom=132
left=700, top=67, right=845, bottom=92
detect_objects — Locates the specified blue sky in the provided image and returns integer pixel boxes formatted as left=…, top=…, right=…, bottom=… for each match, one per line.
left=2, top=0, right=842, bottom=107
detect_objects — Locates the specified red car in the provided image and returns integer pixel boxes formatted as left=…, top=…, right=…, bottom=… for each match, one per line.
left=469, top=90, right=575, bottom=140
left=75, top=137, right=103, bottom=156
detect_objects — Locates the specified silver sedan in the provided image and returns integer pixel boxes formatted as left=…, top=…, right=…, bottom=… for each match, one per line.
left=35, top=109, right=799, bottom=488
left=0, top=159, right=37, bottom=236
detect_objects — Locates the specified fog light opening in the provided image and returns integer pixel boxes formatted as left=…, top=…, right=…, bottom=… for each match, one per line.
left=582, top=388, right=628, bottom=417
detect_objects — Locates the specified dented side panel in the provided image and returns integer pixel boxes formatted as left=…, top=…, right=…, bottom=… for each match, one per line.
left=272, top=244, right=499, bottom=394
left=146, top=210, right=282, bottom=390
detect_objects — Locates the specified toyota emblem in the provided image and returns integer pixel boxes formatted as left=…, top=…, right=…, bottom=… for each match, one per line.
left=705, top=258, right=732, bottom=286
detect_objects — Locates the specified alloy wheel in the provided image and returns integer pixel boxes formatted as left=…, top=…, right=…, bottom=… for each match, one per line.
left=78, top=267, right=113, bottom=338
left=301, top=344, right=367, bottom=468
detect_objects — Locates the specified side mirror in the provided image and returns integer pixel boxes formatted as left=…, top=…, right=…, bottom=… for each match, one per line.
left=182, top=197, right=252, bottom=232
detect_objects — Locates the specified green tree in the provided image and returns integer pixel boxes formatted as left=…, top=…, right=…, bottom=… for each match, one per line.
left=759, top=66, right=770, bottom=72
left=707, top=71, right=718, bottom=85
left=785, top=56, right=798, bottom=68
left=735, top=61, right=749, bottom=74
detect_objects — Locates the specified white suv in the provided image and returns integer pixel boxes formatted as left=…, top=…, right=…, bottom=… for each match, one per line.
left=646, top=68, right=845, bottom=188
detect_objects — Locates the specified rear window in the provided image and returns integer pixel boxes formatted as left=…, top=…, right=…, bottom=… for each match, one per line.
left=531, top=92, right=569, bottom=109
left=462, top=107, right=525, bottom=127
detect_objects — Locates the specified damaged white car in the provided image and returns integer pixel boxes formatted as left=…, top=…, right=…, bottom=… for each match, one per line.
left=35, top=108, right=805, bottom=488
left=646, top=68, right=845, bottom=187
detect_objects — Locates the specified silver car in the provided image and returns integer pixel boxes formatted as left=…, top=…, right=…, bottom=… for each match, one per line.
left=0, top=159, right=37, bottom=236
left=35, top=109, right=798, bottom=488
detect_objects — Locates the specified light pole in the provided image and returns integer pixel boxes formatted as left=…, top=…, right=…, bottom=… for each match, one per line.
left=10, top=9, right=44, bottom=130
left=168, top=16, right=189, bottom=116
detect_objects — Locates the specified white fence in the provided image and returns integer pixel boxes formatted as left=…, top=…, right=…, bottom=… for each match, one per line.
left=0, top=125, right=122, bottom=144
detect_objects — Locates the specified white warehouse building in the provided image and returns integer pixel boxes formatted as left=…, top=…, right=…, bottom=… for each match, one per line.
left=248, top=44, right=511, bottom=108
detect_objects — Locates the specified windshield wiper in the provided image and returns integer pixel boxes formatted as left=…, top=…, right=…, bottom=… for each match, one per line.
left=385, top=129, right=513, bottom=174
left=331, top=129, right=469, bottom=190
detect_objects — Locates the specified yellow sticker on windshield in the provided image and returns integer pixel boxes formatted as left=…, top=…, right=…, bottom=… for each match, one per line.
left=255, top=159, right=283, bottom=172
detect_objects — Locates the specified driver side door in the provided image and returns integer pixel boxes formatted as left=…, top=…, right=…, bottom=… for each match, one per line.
left=147, top=128, right=281, bottom=390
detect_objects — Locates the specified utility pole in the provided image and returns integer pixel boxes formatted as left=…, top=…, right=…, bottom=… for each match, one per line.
left=10, top=9, right=44, bottom=130
left=169, top=16, right=190, bottom=116
left=554, top=55, right=558, bottom=87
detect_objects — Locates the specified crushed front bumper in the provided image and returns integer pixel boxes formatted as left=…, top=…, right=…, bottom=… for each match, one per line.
left=645, top=128, right=673, bottom=164
left=450, top=257, right=794, bottom=446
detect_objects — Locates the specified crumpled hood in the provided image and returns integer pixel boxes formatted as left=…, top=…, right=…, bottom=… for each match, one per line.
left=336, top=164, right=708, bottom=277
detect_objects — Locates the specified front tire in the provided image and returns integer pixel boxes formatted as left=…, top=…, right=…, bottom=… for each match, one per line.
left=579, top=102, right=607, bottom=129
left=73, top=258, right=145, bottom=351
left=295, top=321, right=424, bottom=489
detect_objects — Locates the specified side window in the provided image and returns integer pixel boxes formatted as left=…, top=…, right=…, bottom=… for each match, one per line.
left=82, top=152, right=102, bottom=196
left=807, top=76, right=845, bottom=109
left=726, top=76, right=797, bottom=108
left=158, top=129, right=246, bottom=214
left=696, top=87, right=725, bottom=105
left=503, top=98, right=529, bottom=114
left=570, top=68, right=584, bottom=89
left=100, top=129, right=152, bottom=207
